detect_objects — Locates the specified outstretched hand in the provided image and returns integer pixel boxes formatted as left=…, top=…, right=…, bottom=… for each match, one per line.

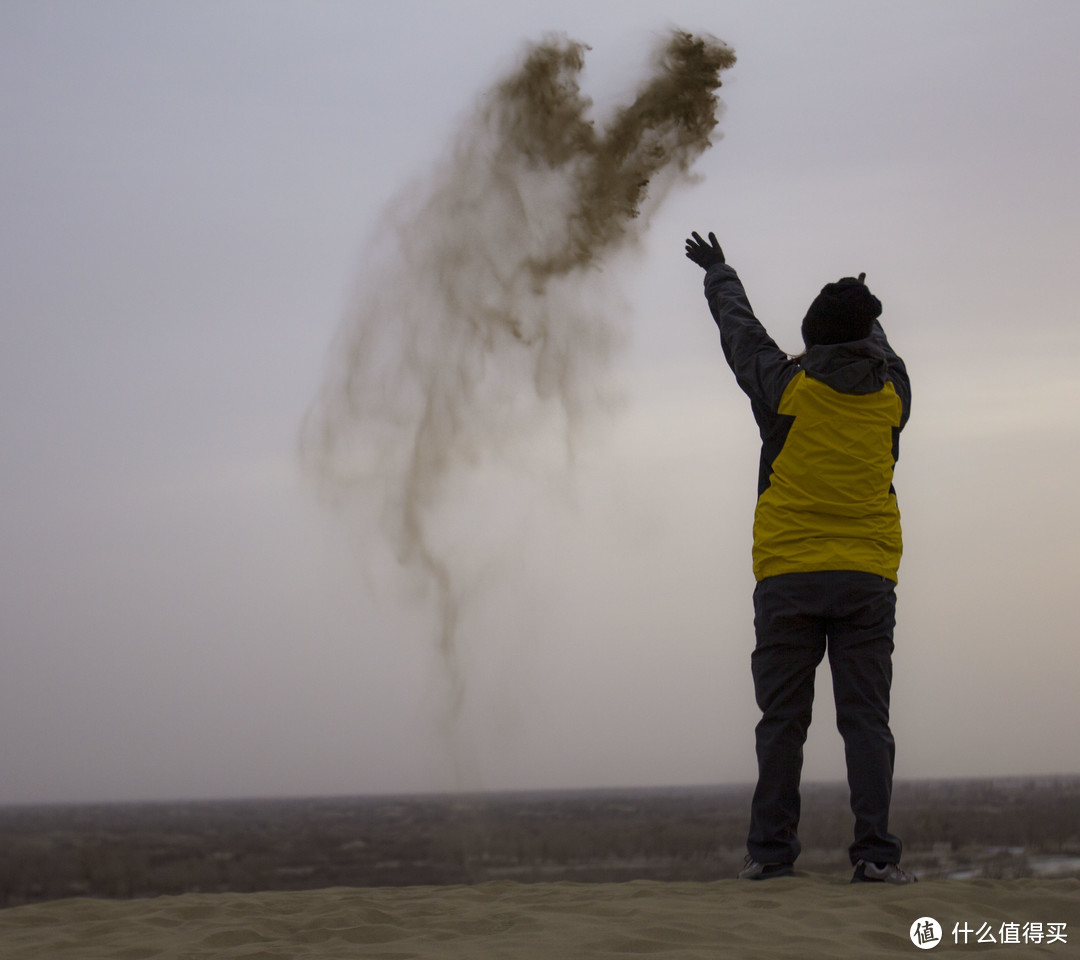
left=684, top=231, right=725, bottom=270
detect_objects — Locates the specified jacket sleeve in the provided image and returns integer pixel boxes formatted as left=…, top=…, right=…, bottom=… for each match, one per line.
left=869, top=320, right=911, bottom=429
left=703, top=262, right=797, bottom=412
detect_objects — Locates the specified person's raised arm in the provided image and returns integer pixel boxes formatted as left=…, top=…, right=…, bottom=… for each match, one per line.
left=685, top=231, right=796, bottom=411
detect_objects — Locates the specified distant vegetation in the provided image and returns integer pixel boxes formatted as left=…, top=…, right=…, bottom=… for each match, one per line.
left=1, top=777, right=1078, bottom=907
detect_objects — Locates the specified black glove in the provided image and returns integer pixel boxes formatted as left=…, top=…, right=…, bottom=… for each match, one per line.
left=684, top=231, right=725, bottom=270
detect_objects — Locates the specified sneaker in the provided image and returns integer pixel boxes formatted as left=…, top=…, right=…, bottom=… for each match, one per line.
left=851, top=860, right=918, bottom=884
left=738, top=856, right=794, bottom=880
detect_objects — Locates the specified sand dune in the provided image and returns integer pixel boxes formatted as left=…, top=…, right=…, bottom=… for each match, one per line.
left=1, top=875, right=1077, bottom=959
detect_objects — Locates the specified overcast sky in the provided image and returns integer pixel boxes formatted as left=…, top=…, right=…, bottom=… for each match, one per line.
left=2, top=0, right=1078, bottom=805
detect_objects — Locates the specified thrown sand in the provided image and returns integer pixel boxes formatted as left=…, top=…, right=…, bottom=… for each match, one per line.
left=2, top=875, right=1077, bottom=959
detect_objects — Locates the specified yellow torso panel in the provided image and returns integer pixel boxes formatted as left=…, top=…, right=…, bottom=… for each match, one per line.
left=753, top=372, right=904, bottom=581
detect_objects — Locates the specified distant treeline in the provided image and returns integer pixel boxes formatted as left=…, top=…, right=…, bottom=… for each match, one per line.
left=1, top=777, right=1078, bottom=907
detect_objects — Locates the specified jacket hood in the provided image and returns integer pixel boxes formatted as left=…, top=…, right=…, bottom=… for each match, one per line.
left=800, top=339, right=889, bottom=395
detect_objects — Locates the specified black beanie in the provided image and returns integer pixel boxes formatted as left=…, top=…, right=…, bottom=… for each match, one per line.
left=801, top=272, right=882, bottom=348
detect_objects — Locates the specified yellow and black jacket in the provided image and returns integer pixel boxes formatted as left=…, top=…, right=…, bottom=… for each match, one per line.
left=704, top=263, right=911, bottom=582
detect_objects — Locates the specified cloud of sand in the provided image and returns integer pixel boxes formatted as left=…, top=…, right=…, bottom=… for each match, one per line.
left=301, top=31, right=735, bottom=738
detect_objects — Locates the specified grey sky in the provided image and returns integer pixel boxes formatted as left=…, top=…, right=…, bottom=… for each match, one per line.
left=2, top=0, right=1078, bottom=804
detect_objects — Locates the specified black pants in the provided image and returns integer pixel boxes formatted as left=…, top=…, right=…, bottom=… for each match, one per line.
left=747, top=571, right=902, bottom=867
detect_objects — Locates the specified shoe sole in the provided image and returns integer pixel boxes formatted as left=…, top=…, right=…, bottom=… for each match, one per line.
left=740, top=865, right=794, bottom=880
left=851, top=863, right=917, bottom=884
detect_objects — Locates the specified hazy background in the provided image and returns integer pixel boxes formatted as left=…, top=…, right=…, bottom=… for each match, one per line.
left=2, top=0, right=1078, bottom=805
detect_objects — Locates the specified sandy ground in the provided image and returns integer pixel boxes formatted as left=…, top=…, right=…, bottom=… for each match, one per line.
left=1, top=875, right=1077, bottom=959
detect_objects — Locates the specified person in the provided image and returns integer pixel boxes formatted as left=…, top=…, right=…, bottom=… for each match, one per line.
left=684, top=231, right=915, bottom=884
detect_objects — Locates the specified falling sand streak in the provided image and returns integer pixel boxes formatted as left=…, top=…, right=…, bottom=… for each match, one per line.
left=301, top=31, right=735, bottom=742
